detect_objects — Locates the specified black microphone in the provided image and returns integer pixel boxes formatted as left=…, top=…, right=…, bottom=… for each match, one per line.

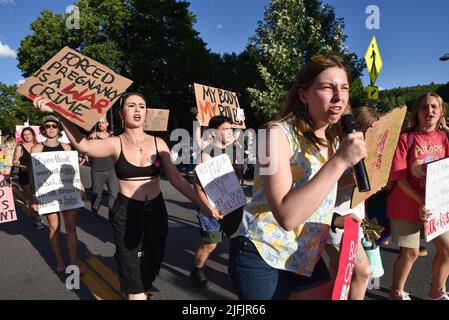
left=341, top=114, right=371, bottom=192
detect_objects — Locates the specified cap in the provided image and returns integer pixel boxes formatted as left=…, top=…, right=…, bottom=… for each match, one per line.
left=42, top=115, right=60, bottom=124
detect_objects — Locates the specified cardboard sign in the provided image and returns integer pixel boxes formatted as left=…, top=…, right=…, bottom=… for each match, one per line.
left=17, top=46, right=133, bottom=131
left=195, top=153, right=246, bottom=215
left=0, top=175, right=17, bottom=224
left=31, top=151, right=83, bottom=215
left=194, top=83, right=246, bottom=129
left=424, top=157, right=449, bottom=242
left=332, top=217, right=359, bottom=300
left=15, top=125, right=46, bottom=143
left=144, top=109, right=170, bottom=132
left=351, top=106, right=407, bottom=208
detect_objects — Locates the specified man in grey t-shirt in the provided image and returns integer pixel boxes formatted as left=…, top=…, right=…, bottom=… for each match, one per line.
left=88, top=117, right=119, bottom=219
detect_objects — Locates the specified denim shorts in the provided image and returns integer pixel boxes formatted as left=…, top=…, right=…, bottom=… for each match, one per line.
left=228, top=236, right=331, bottom=300
left=110, top=193, right=168, bottom=294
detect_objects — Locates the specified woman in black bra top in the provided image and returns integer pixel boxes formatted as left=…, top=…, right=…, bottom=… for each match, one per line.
left=34, top=93, right=218, bottom=300
left=30, top=115, right=83, bottom=274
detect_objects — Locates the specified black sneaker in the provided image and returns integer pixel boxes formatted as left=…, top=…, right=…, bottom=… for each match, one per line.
left=190, top=267, right=209, bottom=288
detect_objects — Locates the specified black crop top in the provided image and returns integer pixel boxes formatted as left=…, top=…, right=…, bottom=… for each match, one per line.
left=42, top=143, right=65, bottom=152
left=114, top=136, right=161, bottom=181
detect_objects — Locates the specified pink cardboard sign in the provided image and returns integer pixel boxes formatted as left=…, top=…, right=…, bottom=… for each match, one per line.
left=0, top=175, right=17, bottom=224
left=331, top=216, right=359, bottom=300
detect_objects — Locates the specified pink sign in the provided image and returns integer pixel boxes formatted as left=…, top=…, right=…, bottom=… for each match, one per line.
left=424, top=212, right=449, bottom=242
left=15, top=125, right=46, bottom=143
left=0, top=175, right=17, bottom=224
left=331, top=217, right=359, bottom=300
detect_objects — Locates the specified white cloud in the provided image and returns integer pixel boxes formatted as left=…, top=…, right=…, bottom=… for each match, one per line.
left=217, top=24, right=223, bottom=29
left=0, top=0, right=15, bottom=6
left=16, top=79, right=25, bottom=86
left=0, top=41, right=16, bottom=58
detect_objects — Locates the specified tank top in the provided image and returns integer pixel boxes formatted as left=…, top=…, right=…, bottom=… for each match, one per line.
left=42, top=143, right=65, bottom=153
left=234, top=120, right=339, bottom=276
left=19, top=145, right=32, bottom=169
left=114, top=136, right=161, bottom=181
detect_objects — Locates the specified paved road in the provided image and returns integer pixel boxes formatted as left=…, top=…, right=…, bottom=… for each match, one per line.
left=0, top=166, right=445, bottom=300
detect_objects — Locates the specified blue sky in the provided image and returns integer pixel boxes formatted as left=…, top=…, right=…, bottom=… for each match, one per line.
left=1, top=0, right=449, bottom=90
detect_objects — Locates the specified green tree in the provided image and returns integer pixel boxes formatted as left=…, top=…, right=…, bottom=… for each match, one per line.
left=16, top=0, right=221, bottom=132
left=17, top=0, right=130, bottom=77
left=0, top=83, right=42, bottom=135
left=247, top=0, right=364, bottom=119
left=349, top=79, right=368, bottom=110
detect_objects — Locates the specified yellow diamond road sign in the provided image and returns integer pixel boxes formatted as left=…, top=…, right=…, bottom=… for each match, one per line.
left=368, top=85, right=379, bottom=100
left=364, top=36, right=382, bottom=85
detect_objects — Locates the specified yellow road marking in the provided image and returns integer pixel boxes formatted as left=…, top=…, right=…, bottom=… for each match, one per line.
left=77, top=259, right=123, bottom=300
left=84, top=251, right=125, bottom=299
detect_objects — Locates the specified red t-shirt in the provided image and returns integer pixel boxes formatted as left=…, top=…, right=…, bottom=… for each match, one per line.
left=387, top=130, right=449, bottom=221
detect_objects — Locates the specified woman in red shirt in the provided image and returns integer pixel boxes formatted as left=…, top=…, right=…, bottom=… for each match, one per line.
left=388, top=92, right=449, bottom=300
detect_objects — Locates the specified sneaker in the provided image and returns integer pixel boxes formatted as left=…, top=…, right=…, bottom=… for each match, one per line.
left=389, top=289, right=411, bottom=300
left=34, top=220, right=45, bottom=230
left=419, top=246, right=428, bottom=257
left=190, top=267, right=209, bottom=288
left=429, top=289, right=449, bottom=300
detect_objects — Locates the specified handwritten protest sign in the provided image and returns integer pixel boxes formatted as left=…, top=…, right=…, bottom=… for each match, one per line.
left=194, top=83, right=245, bottom=129
left=0, top=175, right=17, bottom=224
left=144, top=109, right=170, bottom=132
left=15, top=125, right=46, bottom=143
left=17, top=47, right=133, bottom=131
left=31, top=151, right=83, bottom=215
left=351, top=106, right=407, bottom=208
left=195, top=153, right=246, bottom=215
left=424, top=157, right=449, bottom=242
left=332, top=217, right=359, bottom=300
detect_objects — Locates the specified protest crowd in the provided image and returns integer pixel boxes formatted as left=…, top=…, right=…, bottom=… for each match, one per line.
left=2, top=50, right=449, bottom=301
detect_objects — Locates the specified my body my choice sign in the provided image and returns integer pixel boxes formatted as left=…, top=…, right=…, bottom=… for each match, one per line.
left=17, top=46, right=133, bottom=131
left=194, top=83, right=246, bottom=129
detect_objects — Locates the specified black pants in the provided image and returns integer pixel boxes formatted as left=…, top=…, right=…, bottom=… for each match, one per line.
left=90, top=169, right=119, bottom=212
left=110, top=193, right=168, bottom=294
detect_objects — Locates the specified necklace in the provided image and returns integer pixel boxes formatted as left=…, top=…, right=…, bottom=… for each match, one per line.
left=123, top=133, right=145, bottom=154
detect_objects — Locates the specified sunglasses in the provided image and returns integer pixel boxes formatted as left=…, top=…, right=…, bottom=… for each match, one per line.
left=44, top=124, right=59, bottom=129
